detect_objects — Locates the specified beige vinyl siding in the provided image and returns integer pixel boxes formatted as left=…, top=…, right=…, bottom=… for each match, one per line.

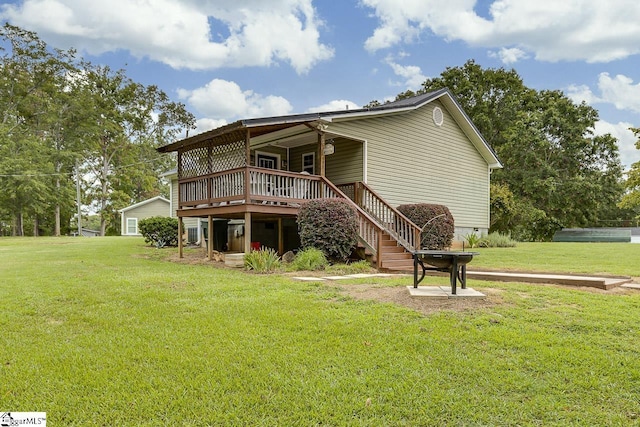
left=325, top=138, right=363, bottom=185
left=328, top=100, right=490, bottom=229
left=121, top=199, right=170, bottom=235
left=171, top=178, right=178, bottom=217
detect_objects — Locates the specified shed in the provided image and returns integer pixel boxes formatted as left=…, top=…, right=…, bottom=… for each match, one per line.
left=119, top=196, right=170, bottom=236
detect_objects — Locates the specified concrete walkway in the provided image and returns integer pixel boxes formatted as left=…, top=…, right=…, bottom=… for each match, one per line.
left=292, top=271, right=638, bottom=292
left=466, top=270, right=634, bottom=290
left=292, top=273, right=404, bottom=281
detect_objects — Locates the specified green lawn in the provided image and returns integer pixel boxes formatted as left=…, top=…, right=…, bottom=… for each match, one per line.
left=472, top=242, right=640, bottom=277
left=1, top=237, right=639, bottom=425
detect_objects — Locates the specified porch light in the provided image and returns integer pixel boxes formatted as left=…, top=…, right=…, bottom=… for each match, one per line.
left=323, top=140, right=335, bottom=155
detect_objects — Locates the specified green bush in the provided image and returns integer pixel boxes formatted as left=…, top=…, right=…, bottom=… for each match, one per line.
left=297, top=199, right=358, bottom=261
left=464, top=232, right=482, bottom=248
left=244, top=248, right=281, bottom=273
left=138, top=216, right=178, bottom=248
left=397, top=203, right=454, bottom=250
left=291, top=247, right=329, bottom=271
left=478, top=232, right=518, bottom=248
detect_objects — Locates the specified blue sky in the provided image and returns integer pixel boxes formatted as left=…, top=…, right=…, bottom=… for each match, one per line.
left=2, top=0, right=640, bottom=168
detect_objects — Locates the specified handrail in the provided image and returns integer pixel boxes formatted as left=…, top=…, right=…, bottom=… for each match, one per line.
left=339, top=181, right=422, bottom=252
left=177, top=170, right=400, bottom=265
left=319, top=177, right=385, bottom=259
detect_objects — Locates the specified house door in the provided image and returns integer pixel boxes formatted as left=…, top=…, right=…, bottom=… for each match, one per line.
left=256, top=152, right=279, bottom=169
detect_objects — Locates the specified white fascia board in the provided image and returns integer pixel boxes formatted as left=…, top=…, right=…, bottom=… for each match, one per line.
left=119, top=196, right=170, bottom=213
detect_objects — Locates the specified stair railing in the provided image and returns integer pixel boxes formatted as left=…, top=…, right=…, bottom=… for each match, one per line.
left=319, top=177, right=385, bottom=264
left=337, top=182, right=422, bottom=252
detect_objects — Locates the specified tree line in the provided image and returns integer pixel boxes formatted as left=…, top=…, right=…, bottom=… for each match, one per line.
left=0, top=24, right=195, bottom=236
left=369, top=60, right=640, bottom=240
left=3, top=23, right=639, bottom=240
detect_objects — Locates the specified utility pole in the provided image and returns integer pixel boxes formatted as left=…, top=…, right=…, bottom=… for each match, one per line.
left=76, top=160, right=82, bottom=236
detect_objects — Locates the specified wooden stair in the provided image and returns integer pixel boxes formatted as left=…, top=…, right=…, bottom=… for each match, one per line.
left=329, top=180, right=422, bottom=271
left=376, top=232, right=414, bottom=271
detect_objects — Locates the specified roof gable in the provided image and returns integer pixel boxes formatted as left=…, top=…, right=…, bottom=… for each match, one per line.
left=118, top=196, right=170, bottom=213
left=157, top=88, right=501, bottom=169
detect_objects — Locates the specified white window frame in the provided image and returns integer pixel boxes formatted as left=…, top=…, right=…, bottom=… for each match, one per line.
left=255, top=151, right=281, bottom=169
left=126, top=217, right=138, bottom=235
left=302, top=152, right=315, bottom=174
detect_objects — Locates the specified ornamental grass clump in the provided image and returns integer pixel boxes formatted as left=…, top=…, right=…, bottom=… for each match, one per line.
left=397, top=203, right=454, bottom=250
left=297, top=199, right=358, bottom=261
left=291, top=247, right=329, bottom=271
left=478, top=232, right=517, bottom=248
left=244, top=247, right=282, bottom=273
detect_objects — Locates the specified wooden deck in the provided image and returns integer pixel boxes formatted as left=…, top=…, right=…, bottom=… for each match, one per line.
left=176, top=168, right=423, bottom=268
left=177, top=167, right=332, bottom=218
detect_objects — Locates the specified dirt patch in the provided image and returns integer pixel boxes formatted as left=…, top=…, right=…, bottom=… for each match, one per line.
left=335, top=283, right=504, bottom=315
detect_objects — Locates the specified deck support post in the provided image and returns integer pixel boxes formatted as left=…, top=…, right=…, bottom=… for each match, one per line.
left=278, top=217, right=284, bottom=255
left=178, top=216, right=183, bottom=258
left=244, top=212, right=252, bottom=254
left=376, top=229, right=383, bottom=269
left=319, top=133, right=325, bottom=198
left=208, top=215, right=213, bottom=260
left=245, top=129, right=251, bottom=203
left=319, top=132, right=326, bottom=178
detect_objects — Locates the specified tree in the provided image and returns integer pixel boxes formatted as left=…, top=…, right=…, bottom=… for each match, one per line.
left=618, top=128, right=640, bottom=218
left=417, top=60, right=625, bottom=240
left=77, top=64, right=194, bottom=235
left=0, top=24, right=195, bottom=236
left=0, top=24, right=78, bottom=236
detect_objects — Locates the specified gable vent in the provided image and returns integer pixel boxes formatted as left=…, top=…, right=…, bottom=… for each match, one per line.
left=432, top=107, right=444, bottom=126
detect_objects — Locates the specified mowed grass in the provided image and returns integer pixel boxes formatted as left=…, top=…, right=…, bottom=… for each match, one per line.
left=471, top=242, right=640, bottom=277
left=1, top=237, right=639, bottom=425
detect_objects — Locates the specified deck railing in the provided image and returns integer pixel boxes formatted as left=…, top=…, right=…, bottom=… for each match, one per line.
left=178, top=167, right=327, bottom=207
left=320, top=178, right=384, bottom=257
left=337, top=182, right=421, bottom=252
left=178, top=168, right=386, bottom=261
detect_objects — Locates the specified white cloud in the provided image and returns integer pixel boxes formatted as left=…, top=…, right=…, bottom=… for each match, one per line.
left=566, top=84, right=602, bottom=106
left=178, top=79, right=293, bottom=129
left=597, top=73, right=640, bottom=114
left=0, top=0, right=334, bottom=74
left=307, top=100, right=360, bottom=113
left=385, top=58, right=427, bottom=91
left=362, top=0, right=640, bottom=63
left=593, top=120, right=640, bottom=170
left=488, top=47, right=528, bottom=64
left=190, top=118, right=229, bottom=136
left=567, top=73, right=640, bottom=114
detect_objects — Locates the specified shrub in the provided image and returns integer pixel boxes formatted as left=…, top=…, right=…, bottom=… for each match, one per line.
left=138, top=216, right=178, bottom=248
left=297, top=199, right=358, bottom=261
left=464, top=232, right=482, bottom=248
left=397, top=203, right=454, bottom=250
left=291, top=247, right=329, bottom=271
left=244, top=248, right=281, bottom=273
left=478, top=232, right=518, bottom=248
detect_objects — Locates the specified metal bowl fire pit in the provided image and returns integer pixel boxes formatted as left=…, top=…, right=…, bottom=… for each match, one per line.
left=413, top=250, right=478, bottom=294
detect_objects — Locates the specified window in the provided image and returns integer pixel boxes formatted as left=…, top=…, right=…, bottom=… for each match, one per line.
left=256, top=152, right=280, bottom=169
left=302, top=152, right=315, bottom=174
left=127, top=218, right=138, bottom=235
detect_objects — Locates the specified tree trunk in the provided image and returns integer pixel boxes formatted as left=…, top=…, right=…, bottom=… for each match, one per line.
left=55, top=204, right=61, bottom=236
left=33, top=216, right=39, bottom=236
left=14, top=210, right=24, bottom=236
left=54, top=176, right=61, bottom=236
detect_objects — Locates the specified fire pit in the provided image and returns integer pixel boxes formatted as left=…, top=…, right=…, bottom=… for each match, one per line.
left=413, top=250, right=478, bottom=294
